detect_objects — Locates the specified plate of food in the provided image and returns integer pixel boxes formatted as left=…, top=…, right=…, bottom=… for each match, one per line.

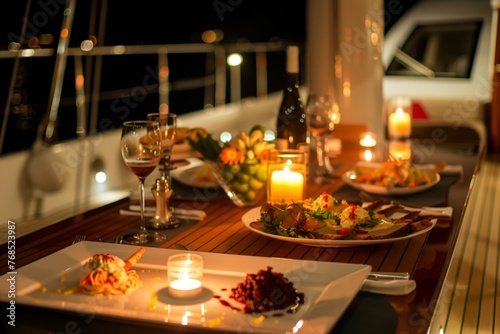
left=241, top=193, right=448, bottom=247
left=0, top=241, right=371, bottom=333
left=171, top=161, right=218, bottom=188
left=170, top=127, right=208, bottom=160
left=342, top=160, right=440, bottom=195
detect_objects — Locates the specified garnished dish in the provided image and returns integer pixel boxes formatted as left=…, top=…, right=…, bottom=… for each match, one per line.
left=78, top=247, right=145, bottom=296
left=343, top=160, right=441, bottom=195
left=229, top=266, right=304, bottom=314
left=1, top=242, right=371, bottom=333
left=243, top=192, right=442, bottom=247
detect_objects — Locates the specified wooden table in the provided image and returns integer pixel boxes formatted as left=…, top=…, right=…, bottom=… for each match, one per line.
left=0, top=125, right=483, bottom=333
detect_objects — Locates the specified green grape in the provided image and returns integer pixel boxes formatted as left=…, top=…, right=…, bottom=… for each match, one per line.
left=231, top=181, right=249, bottom=194
left=249, top=177, right=264, bottom=190
left=229, top=164, right=241, bottom=174
left=236, top=172, right=251, bottom=183
left=244, top=190, right=256, bottom=202
left=255, top=165, right=268, bottom=182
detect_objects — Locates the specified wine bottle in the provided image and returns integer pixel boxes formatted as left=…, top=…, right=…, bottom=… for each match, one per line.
left=275, top=45, right=308, bottom=151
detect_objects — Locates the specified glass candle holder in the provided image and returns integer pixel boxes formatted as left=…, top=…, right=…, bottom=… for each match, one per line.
left=388, top=140, right=412, bottom=161
left=168, top=253, right=203, bottom=299
left=267, top=150, right=307, bottom=204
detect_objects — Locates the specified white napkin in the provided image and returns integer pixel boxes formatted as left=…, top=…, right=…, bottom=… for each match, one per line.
left=120, top=205, right=206, bottom=220
left=361, top=279, right=416, bottom=295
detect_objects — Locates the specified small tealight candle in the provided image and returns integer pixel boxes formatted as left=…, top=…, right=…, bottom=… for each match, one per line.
left=168, top=253, right=203, bottom=299
left=359, top=132, right=377, bottom=147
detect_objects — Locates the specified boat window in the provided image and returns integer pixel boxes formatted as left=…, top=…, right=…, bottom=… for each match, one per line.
left=386, top=21, right=482, bottom=78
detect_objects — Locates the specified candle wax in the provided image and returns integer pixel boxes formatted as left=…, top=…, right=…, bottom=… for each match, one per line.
left=169, top=279, right=203, bottom=299
left=270, top=166, right=304, bottom=202
left=388, top=108, right=412, bottom=138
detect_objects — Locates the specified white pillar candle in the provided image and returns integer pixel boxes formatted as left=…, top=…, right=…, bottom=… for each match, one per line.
left=388, top=107, right=412, bottom=139
left=270, top=165, right=304, bottom=203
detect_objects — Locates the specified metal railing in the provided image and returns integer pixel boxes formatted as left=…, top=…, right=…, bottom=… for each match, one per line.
left=0, top=0, right=288, bottom=153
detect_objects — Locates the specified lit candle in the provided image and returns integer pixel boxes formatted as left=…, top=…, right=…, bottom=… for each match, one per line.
left=168, top=253, right=203, bottom=299
left=270, top=165, right=304, bottom=203
left=359, top=132, right=377, bottom=147
left=388, top=107, right=412, bottom=139
left=169, top=276, right=203, bottom=299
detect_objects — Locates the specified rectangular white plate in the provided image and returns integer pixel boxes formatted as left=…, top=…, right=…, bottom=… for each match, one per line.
left=0, top=242, right=371, bottom=333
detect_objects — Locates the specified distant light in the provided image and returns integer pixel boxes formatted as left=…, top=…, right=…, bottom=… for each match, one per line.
left=61, top=28, right=69, bottom=39
left=8, top=42, right=20, bottom=52
left=202, top=29, right=224, bottom=43
left=202, top=30, right=216, bottom=43
left=28, top=37, right=39, bottom=48
left=112, top=45, right=126, bottom=54
left=227, top=53, right=243, bottom=67
left=264, top=130, right=275, bottom=141
left=20, top=49, right=35, bottom=57
left=39, top=34, right=55, bottom=45
left=95, top=171, right=107, bottom=183
left=220, top=131, right=232, bottom=143
left=81, top=39, right=94, bottom=51
left=91, top=156, right=106, bottom=183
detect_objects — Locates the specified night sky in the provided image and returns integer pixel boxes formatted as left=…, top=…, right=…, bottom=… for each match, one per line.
left=0, top=0, right=417, bottom=154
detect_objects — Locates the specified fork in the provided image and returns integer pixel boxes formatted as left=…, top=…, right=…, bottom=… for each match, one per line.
left=72, top=234, right=86, bottom=244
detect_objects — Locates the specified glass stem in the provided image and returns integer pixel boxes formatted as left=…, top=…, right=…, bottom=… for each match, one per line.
left=138, top=177, right=147, bottom=237
left=316, top=135, right=333, bottom=175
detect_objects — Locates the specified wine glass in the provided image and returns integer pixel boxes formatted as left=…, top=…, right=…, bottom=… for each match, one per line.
left=120, top=120, right=166, bottom=244
left=147, top=112, right=177, bottom=177
left=306, top=94, right=341, bottom=183
left=146, top=112, right=180, bottom=229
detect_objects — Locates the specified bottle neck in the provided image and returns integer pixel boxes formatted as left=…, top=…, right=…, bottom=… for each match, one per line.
left=285, top=72, right=300, bottom=88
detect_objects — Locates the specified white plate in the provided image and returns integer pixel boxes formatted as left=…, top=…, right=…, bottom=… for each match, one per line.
left=0, top=242, right=371, bottom=333
left=171, top=158, right=219, bottom=188
left=172, top=165, right=218, bottom=188
left=241, top=206, right=440, bottom=247
left=342, top=164, right=440, bottom=195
